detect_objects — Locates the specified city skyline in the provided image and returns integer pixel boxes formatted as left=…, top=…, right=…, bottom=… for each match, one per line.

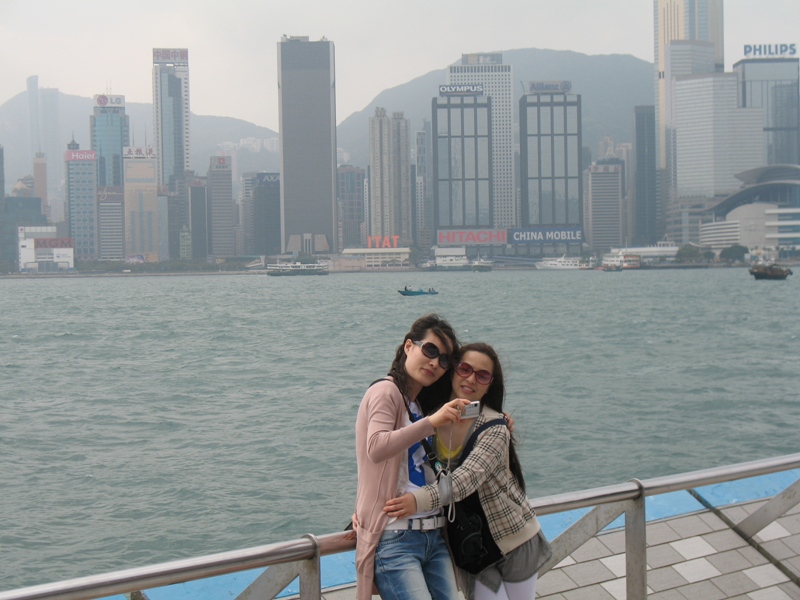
left=0, top=0, right=797, bottom=130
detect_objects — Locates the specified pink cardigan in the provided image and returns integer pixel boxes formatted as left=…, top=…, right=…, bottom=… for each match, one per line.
left=354, top=378, right=436, bottom=600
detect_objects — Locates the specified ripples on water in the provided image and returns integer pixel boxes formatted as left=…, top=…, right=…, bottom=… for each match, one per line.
left=1, top=269, right=798, bottom=589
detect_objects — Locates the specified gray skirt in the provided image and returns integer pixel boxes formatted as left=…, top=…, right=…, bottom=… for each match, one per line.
left=459, top=530, right=552, bottom=599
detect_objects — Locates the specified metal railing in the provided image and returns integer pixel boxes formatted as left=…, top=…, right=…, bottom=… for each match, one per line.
left=2, top=452, right=799, bottom=600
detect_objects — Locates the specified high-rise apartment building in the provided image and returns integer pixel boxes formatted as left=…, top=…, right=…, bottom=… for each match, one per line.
left=65, top=143, right=98, bottom=260
left=632, top=106, right=659, bottom=245
left=734, top=57, right=800, bottom=165
left=654, top=0, right=724, bottom=172
left=207, top=156, right=236, bottom=258
left=277, top=36, right=337, bottom=254
left=519, top=87, right=584, bottom=255
left=91, top=95, right=130, bottom=188
left=585, top=161, right=625, bottom=251
left=448, top=53, right=516, bottom=228
left=369, top=108, right=412, bottom=243
left=337, top=165, right=366, bottom=248
left=152, top=48, right=190, bottom=191
left=431, top=93, right=494, bottom=237
left=97, top=186, right=125, bottom=260
left=123, top=146, right=160, bottom=261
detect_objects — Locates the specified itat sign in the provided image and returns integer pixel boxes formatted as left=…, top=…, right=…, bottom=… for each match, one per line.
left=744, top=44, right=797, bottom=57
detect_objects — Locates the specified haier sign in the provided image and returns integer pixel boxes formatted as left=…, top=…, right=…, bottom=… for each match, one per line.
left=743, top=44, right=797, bottom=57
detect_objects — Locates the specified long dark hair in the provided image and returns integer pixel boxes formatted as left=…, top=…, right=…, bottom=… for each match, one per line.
left=456, top=342, right=527, bottom=493
left=388, top=314, right=459, bottom=401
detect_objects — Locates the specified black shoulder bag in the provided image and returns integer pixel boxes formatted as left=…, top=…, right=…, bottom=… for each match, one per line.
left=445, top=418, right=507, bottom=574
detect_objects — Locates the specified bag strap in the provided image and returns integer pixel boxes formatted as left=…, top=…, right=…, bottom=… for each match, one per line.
left=459, top=418, right=508, bottom=464
left=368, top=377, right=445, bottom=475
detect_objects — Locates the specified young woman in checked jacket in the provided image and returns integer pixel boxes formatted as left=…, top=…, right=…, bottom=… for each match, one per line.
left=384, top=343, right=552, bottom=600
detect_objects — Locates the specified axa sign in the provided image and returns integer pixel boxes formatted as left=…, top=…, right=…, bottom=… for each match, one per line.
left=744, top=44, right=797, bottom=57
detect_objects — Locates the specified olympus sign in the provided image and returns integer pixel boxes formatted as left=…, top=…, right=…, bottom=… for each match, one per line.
left=743, top=44, right=797, bottom=57
left=439, top=84, right=484, bottom=97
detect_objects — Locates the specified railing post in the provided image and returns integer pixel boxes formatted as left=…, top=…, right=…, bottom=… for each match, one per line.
left=626, top=479, right=647, bottom=599
left=298, top=534, right=321, bottom=600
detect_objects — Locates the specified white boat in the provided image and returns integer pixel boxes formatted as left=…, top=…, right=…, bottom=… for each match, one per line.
left=421, top=255, right=472, bottom=271
left=470, top=257, right=494, bottom=272
left=265, top=261, right=329, bottom=276
left=601, top=254, right=641, bottom=269
left=535, top=255, right=591, bottom=270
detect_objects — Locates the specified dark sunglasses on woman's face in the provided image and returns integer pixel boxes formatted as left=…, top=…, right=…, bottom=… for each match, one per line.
left=455, top=362, right=494, bottom=385
left=412, top=340, right=451, bottom=369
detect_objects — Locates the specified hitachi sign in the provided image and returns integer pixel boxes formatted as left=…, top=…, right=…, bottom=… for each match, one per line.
left=744, top=44, right=797, bottom=57
left=439, top=84, right=484, bottom=97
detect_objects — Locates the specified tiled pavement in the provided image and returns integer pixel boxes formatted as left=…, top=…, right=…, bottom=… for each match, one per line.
left=532, top=498, right=800, bottom=600
left=321, top=499, right=800, bottom=599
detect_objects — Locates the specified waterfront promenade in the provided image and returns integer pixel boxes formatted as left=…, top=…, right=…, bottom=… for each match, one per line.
left=91, top=468, right=798, bottom=600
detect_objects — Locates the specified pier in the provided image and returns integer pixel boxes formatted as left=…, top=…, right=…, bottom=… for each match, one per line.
left=1, top=454, right=798, bottom=600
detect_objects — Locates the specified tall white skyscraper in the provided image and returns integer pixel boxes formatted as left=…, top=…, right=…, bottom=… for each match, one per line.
left=448, top=53, right=516, bottom=228
left=369, top=108, right=412, bottom=243
left=654, top=0, right=724, bottom=171
left=152, top=48, right=190, bottom=191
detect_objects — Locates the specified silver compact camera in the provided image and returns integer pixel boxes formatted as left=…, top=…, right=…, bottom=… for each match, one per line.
left=461, top=401, right=481, bottom=419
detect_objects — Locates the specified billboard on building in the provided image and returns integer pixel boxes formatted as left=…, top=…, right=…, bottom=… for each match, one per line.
left=153, top=48, right=189, bottom=65
left=527, top=81, right=573, bottom=94
left=437, top=229, right=507, bottom=246
left=94, top=95, right=125, bottom=108
left=439, top=84, right=484, bottom=97
left=509, top=227, right=584, bottom=244
left=64, top=150, right=97, bottom=161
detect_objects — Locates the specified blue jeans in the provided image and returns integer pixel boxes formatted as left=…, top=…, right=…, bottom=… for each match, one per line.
left=374, top=529, right=458, bottom=600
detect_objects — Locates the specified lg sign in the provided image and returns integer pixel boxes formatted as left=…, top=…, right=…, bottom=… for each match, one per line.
left=744, top=44, right=797, bottom=57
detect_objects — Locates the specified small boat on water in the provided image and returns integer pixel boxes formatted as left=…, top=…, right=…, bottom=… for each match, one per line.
left=535, top=255, right=591, bottom=270
left=266, top=262, right=329, bottom=276
left=399, top=287, right=438, bottom=296
left=749, top=264, right=793, bottom=280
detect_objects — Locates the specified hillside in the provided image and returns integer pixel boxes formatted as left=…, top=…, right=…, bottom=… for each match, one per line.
left=1, top=47, right=653, bottom=191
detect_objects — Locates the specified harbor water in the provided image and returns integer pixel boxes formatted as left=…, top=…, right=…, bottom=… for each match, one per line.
left=1, top=268, right=798, bottom=590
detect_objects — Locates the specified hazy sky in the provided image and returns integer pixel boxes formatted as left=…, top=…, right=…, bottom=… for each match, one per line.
left=0, top=0, right=797, bottom=131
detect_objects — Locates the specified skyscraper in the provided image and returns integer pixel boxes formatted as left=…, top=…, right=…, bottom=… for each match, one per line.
left=734, top=57, right=800, bottom=165
left=448, top=53, right=516, bottom=228
left=585, top=161, right=625, bottom=251
left=337, top=165, right=366, bottom=248
left=123, top=146, right=160, bottom=261
left=64, top=142, right=98, bottom=260
left=414, top=120, right=434, bottom=249
left=369, top=108, right=412, bottom=243
left=519, top=86, right=584, bottom=255
left=431, top=93, right=494, bottom=238
left=33, top=152, right=48, bottom=219
left=206, top=156, right=236, bottom=258
left=91, top=95, right=130, bottom=188
left=654, top=0, right=724, bottom=171
left=252, top=173, right=282, bottom=256
left=277, top=36, right=337, bottom=254
left=633, top=105, right=659, bottom=245
left=152, top=48, right=190, bottom=191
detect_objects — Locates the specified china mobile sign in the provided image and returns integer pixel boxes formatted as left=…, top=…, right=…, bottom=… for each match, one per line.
left=509, top=227, right=584, bottom=244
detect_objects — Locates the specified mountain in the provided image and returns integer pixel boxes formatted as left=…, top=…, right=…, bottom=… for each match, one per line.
left=0, top=48, right=652, bottom=191
left=337, top=48, right=654, bottom=168
left=0, top=93, right=279, bottom=191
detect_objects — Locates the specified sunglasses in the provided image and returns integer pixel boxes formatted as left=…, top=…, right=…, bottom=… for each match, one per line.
left=455, top=362, right=494, bottom=385
left=412, top=340, right=451, bottom=369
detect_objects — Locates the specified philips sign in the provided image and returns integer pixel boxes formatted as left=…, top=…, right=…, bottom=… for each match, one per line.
left=527, top=81, right=573, bottom=94
left=439, top=85, right=484, bottom=97
left=743, top=44, right=797, bottom=57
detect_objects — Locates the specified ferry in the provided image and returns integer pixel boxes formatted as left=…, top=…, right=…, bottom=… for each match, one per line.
left=535, top=255, right=591, bottom=270
left=265, top=262, right=329, bottom=276
left=601, top=253, right=641, bottom=269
